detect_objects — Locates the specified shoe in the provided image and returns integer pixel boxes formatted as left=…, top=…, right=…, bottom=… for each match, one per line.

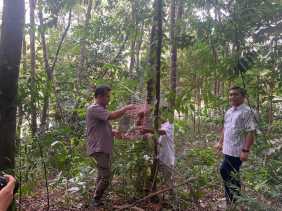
left=92, top=199, right=104, bottom=208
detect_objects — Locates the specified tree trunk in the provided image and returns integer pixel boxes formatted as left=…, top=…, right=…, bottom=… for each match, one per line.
left=256, top=75, right=260, bottom=113
left=170, top=0, right=177, bottom=118
left=17, top=36, right=27, bottom=138
left=136, top=22, right=144, bottom=78
left=77, top=0, right=93, bottom=89
left=268, top=87, right=273, bottom=132
left=38, top=17, right=48, bottom=128
left=129, top=0, right=138, bottom=78
left=146, top=0, right=163, bottom=193
left=0, top=0, right=25, bottom=172
left=175, top=0, right=183, bottom=85
left=38, top=4, right=52, bottom=128
left=29, top=0, right=37, bottom=135
left=39, top=9, right=72, bottom=125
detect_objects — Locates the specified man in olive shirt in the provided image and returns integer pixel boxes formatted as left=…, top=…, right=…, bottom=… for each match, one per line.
left=86, top=85, right=135, bottom=207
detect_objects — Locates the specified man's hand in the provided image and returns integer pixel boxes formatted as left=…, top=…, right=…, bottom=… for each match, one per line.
left=0, top=175, right=16, bottom=211
left=240, top=151, right=249, bottom=161
left=123, top=104, right=136, bottom=111
left=112, top=130, right=123, bottom=139
left=137, top=127, right=154, bottom=134
left=241, top=131, right=254, bottom=161
left=109, top=104, right=137, bottom=120
left=214, top=142, right=223, bottom=154
left=143, top=133, right=153, bottom=140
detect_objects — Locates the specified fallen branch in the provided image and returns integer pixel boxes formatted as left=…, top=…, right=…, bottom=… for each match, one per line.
left=117, top=177, right=197, bottom=210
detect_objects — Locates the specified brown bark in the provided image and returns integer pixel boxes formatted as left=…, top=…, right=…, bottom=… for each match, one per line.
left=146, top=0, right=163, bottom=193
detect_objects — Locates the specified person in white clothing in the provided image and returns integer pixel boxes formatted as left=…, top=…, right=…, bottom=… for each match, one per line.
left=140, top=106, right=175, bottom=189
left=215, top=86, right=257, bottom=205
left=157, top=118, right=175, bottom=189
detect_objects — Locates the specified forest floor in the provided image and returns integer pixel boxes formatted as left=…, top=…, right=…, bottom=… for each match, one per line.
left=17, top=183, right=227, bottom=211
left=17, top=135, right=229, bottom=210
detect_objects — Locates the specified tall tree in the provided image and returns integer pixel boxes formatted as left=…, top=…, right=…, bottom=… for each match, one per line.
left=0, top=0, right=25, bottom=171
left=169, top=0, right=177, bottom=117
left=77, top=0, right=93, bottom=89
left=38, top=4, right=72, bottom=126
left=129, top=0, right=138, bottom=77
left=29, top=0, right=37, bottom=135
left=147, top=0, right=163, bottom=192
left=38, top=2, right=51, bottom=128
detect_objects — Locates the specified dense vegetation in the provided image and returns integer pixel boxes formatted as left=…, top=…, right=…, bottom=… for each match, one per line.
left=0, top=0, right=281, bottom=210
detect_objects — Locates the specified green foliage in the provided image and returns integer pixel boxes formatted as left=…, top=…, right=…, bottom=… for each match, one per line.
left=5, top=0, right=281, bottom=209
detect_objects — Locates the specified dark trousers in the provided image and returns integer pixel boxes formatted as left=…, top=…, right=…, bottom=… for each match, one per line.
left=220, top=154, right=242, bottom=203
left=93, top=152, right=112, bottom=201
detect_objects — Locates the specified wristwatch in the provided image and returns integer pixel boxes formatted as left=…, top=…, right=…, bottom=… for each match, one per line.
left=242, top=149, right=250, bottom=153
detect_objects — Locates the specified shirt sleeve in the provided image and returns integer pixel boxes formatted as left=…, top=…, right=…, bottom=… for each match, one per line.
left=90, top=106, right=110, bottom=121
left=243, top=110, right=257, bottom=132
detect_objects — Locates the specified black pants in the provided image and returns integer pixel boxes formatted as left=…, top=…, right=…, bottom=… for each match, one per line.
left=220, top=154, right=242, bottom=203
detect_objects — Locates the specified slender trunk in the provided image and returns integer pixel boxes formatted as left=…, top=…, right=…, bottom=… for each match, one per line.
left=77, top=0, right=93, bottom=89
left=256, top=75, right=260, bottom=113
left=129, top=0, right=138, bottom=78
left=17, top=36, right=27, bottom=138
left=170, top=0, right=177, bottom=118
left=146, top=0, right=163, bottom=193
left=52, top=10, right=72, bottom=122
left=136, top=22, right=144, bottom=76
left=29, top=0, right=37, bottom=135
left=268, top=89, right=273, bottom=131
left=39, top=9, right=72, bottom=124
left=38, top=4, right=52, bottom=128
left=129, top=38, right=136, bottom=77
left=175, top=0, right=183, bottom=85
left=17, top=38, right=27, bottom=210
left=197, top=77, right=202, bottom=135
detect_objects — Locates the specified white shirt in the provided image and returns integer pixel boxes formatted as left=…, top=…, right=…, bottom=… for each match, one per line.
left=158, top=121, right=175, bottom=167
left=223, top=104, right=257, bottom=157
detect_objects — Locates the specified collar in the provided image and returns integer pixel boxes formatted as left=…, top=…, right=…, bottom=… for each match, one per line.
left=231, top=103, right=245, bottom=111
left=95, top=103, right=107, bottom=109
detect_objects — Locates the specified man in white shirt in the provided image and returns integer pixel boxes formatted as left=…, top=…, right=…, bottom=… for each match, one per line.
left=215, top=86, right=257, bottom=205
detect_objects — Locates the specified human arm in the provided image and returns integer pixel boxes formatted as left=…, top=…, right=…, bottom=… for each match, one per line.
left=214, top=128, right=224, bottom=153
left=240, top=110, right=257, bottom=161
left=0, top=175, right=16, bottom=211
left=240, top=131, right=255, bottom=161
left=108, top=104, right=136, bottom=120
left=139, top=127, right=166, bottom=135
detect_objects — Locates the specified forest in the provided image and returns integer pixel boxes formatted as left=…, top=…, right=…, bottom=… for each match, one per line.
left=0, top=0, right=281, bottom=210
